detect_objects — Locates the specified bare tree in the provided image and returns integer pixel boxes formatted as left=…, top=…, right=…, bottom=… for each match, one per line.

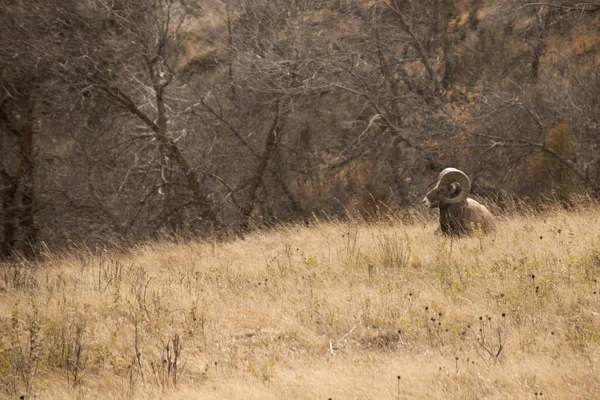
left=464, top=1, right=600, bottom=197
left=2, top=0, right=600, bottom=255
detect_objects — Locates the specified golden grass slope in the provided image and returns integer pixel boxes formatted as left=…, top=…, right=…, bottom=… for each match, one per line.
left=1, top=206, right=600, bottom=399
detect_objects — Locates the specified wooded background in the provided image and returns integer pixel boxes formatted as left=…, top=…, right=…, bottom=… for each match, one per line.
left=1, top=0, right=599, bottom=257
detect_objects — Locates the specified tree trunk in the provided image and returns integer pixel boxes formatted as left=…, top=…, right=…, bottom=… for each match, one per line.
left=0, top=174, right=19, bottom=259
left=0, top=103, right=37, bottom=259
left=108, top=84, right=223, bottom=232
left=240, top=104, right=280, bottom=231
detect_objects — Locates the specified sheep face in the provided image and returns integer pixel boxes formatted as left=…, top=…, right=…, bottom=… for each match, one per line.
left=422, top=183, right=462, bottom=209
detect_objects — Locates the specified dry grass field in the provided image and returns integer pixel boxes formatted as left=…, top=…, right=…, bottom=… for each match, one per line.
left=1, top=204, right=600, bottom=399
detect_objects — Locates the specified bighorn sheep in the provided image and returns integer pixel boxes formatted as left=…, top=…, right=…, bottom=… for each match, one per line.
left=422, top=168, right=495, bottom=236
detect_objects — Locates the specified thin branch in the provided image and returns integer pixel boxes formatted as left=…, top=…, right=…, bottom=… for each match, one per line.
left=383, top=0, right=440, bottom=94
left=475, top=133, right=598, bottom=191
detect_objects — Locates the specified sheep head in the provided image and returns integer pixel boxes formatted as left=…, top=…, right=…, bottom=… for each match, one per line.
left=422, top=168, right=471, bottom=209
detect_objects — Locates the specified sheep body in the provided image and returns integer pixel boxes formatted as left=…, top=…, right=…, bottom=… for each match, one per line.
left=423, top=168, right=495, bottom=236
left=438, top=198, right=495, bottom=236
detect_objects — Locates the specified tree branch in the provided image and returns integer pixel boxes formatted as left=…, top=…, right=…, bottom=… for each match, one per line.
left=475, top=133, right=598, bottom=192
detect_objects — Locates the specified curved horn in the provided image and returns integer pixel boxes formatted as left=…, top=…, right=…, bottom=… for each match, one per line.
left=436, top=168, right=471, bottom=204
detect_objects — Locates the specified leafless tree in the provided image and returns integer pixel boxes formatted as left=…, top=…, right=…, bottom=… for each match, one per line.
left=2, top=0, right=600, bottom=256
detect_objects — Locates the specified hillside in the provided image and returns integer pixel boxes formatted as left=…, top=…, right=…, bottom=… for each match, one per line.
left=1, top=204, right=600, bottom=398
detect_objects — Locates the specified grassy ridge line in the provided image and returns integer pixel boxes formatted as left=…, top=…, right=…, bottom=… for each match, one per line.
left=1, top=206, right=599, bottom=399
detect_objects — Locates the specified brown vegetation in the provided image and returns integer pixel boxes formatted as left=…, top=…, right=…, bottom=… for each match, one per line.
left=1, top=204, right=600, bottom=398
left=2, top=4, right=600, bottom=395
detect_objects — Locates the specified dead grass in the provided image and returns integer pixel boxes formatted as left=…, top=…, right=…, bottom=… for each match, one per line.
left=1, top=206, right=600, bottom=399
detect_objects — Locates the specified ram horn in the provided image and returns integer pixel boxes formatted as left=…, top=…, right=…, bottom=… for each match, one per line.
left=436, top=168, right=471, bottom=204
